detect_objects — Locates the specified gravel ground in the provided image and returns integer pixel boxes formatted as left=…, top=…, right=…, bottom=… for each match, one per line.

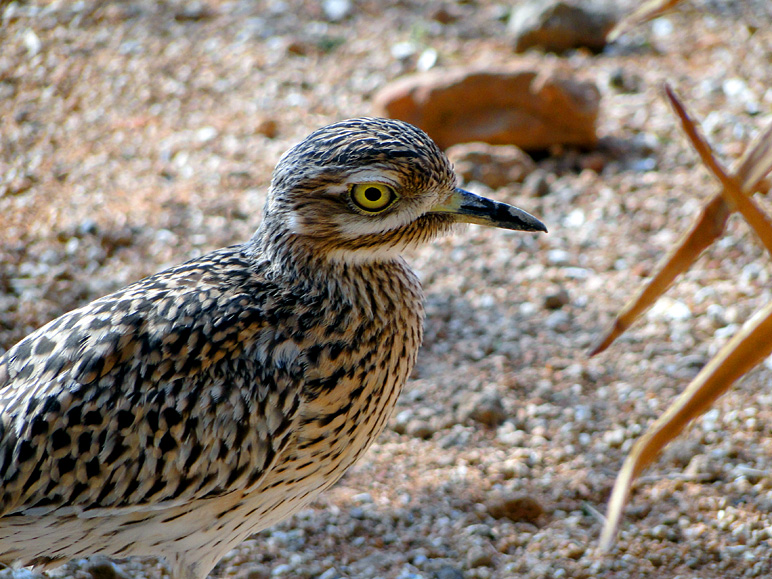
left=2, top=1, right=772, bottom=578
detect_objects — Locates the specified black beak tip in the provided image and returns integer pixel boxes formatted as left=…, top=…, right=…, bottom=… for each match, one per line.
left=521, top=215, right=548, bottom=233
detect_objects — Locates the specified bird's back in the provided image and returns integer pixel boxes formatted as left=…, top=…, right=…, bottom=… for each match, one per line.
left=0, top=243, right=424, bottom=578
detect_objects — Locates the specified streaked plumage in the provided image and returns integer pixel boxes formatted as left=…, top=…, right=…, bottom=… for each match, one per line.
left=0, top=118, right=545, bottom=578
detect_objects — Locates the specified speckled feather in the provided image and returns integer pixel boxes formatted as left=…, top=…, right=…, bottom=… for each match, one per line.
left=0, top=118, right=540, bottom=579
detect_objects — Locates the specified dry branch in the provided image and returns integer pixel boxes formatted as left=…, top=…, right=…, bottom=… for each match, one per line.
left=608, top=0, right=685, bottom=42
left=591, top=89, right=772, bottom=356
left=596, top=87, right=772, bottom=551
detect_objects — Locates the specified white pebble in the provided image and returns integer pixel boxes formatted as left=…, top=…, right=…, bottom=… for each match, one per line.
left=651, top=18, right=673, bottom=37
left=563, top=209, right=585, bottom=228
left=647, top=297, right=691, bottom=321
left=547, top=249, right=570, bottom=265
left=271, top=564, right=293, bottom=576
left=22, top=29, right=41, bottom=56
left=391, top=41, right=416, bottom=60
left=714, top=323, right=739, bottom=339
left=195, top=126, right=218, bottom=142
left=416, top=48, right=438, bottom=72
left=318, top=568, right=339, bottom=579
left=563, top=267, right=590, bottom=279
left=705, top=303, right=726, bottom=326
left=602, top=428, right=626, bottom=447
left=323, top=0, right=351, bottom=21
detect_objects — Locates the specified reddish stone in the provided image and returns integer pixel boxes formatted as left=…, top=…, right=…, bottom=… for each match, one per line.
left=446, top=142, right=536, bottom=189
left=373, top=65, right=600, bottom=151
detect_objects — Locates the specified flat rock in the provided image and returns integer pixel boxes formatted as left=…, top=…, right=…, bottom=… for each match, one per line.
left=508, top=0, right=617, bottom=54
left=446, top=142, right=535, bottom=189
left=373, top=65, right=600, bottom=151
left=486, top=493, right=545, bottom=523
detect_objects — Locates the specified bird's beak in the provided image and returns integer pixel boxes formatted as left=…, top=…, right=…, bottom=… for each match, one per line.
left=430, top=188, right=547, bottom=233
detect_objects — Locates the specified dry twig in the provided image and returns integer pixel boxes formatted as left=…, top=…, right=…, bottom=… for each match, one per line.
left=608, top=0, right=685, bottom=42
left=596, top=86, right=772, bottom=551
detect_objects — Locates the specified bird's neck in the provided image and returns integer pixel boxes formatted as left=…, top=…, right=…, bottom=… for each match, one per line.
left=245, top=219, right=418, bottom=298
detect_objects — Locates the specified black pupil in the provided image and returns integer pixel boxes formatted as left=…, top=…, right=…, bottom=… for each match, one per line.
left=364, top=187, right=382, bottom=202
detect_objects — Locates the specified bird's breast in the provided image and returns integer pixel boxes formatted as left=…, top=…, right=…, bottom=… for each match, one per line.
left=272, top=259, right=424, bottom=492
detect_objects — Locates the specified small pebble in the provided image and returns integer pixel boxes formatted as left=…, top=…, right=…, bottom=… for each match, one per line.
left=406, top=418, right=436, bottom=439
left=412, top=554, right=429, bottom=566
left=563, top=209, right=585, bottom=228
left=460, top=391, right=507, bottom=427
left=431, top=6, right=459, bottom=24
left=256, top=118, right=279, bottom=138
left=545, top=310, right=570, bottom=331
left=486, top=494, right=544, bottom=523
left=232, top=566, right=270, bottom=579
left=80, top=556, right=129, bottom=579
left=271, top=564, right=293, bottom=576
left=195, top=126, right=218, bottom=143
left=23, top=29, right=41, bottom=56
left=434, top=567, right=464, bottom=579
left=546, top=249, right=570, bottom=265
left=647, top=297, right=692, bottom=321
left=417, top=48, right=438, bottom=72
left=466, top=523, right=495, bottom=538
left=391, top=41, right=417, bottom=60
left=465, top=546, right=494, bottom=568
left=322, top=0, right=352, bottom=21
left=174, top=2, right=215, bottom=21
left=544, top=288, right=569, bottom=310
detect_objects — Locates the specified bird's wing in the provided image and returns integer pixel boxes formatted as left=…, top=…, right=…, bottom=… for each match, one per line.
left=0, top=247, right=304, bottom=517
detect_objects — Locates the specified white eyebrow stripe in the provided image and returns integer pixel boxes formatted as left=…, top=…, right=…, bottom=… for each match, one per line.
left=345, top=169, right=400, bottom=187
left=321, top=183, right=348, bottom=194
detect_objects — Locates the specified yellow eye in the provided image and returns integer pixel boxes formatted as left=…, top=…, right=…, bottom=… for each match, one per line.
left=350, top=183, right=396, bottom=213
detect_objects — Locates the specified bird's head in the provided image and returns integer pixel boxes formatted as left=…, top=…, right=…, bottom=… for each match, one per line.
left=256, top=117, right=546, bottom=264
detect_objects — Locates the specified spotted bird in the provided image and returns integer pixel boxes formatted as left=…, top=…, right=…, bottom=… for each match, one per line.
left=0, top=118, right=546, bottom=578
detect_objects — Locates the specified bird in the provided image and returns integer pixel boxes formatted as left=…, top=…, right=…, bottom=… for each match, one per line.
left=0, top=117, right=546, bottom=579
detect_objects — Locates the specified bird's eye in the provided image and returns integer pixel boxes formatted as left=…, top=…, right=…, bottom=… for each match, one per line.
left=350, top=183, right=396, bottom=213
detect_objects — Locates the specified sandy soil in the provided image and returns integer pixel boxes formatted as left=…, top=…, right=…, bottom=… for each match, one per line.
left=2, top=1, right=772, bottom=578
